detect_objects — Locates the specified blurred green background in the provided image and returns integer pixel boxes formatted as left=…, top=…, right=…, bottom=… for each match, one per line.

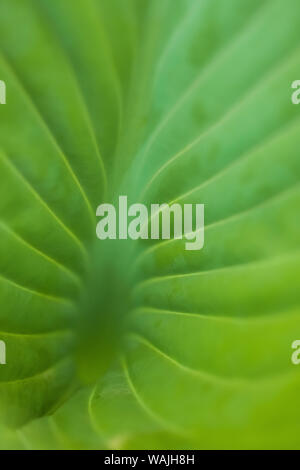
left=0, top=0, right=300, bottom=449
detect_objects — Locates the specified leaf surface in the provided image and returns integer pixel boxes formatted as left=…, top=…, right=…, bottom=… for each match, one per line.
left=0, top=0, right=300, bottom=449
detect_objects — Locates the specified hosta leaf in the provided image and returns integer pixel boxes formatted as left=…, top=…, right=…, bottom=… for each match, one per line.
left=0, top=0, right=300, bottom=450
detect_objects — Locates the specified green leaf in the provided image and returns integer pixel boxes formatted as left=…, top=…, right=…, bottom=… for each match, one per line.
left=0, top=0, right=300, bottom=450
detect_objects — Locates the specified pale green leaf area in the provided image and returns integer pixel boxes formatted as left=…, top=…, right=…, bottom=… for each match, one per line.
left=0, top=0, right=299, bottom=449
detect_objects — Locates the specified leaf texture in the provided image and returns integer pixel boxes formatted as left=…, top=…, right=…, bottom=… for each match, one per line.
left=0, top=0, right=299, bottom=449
